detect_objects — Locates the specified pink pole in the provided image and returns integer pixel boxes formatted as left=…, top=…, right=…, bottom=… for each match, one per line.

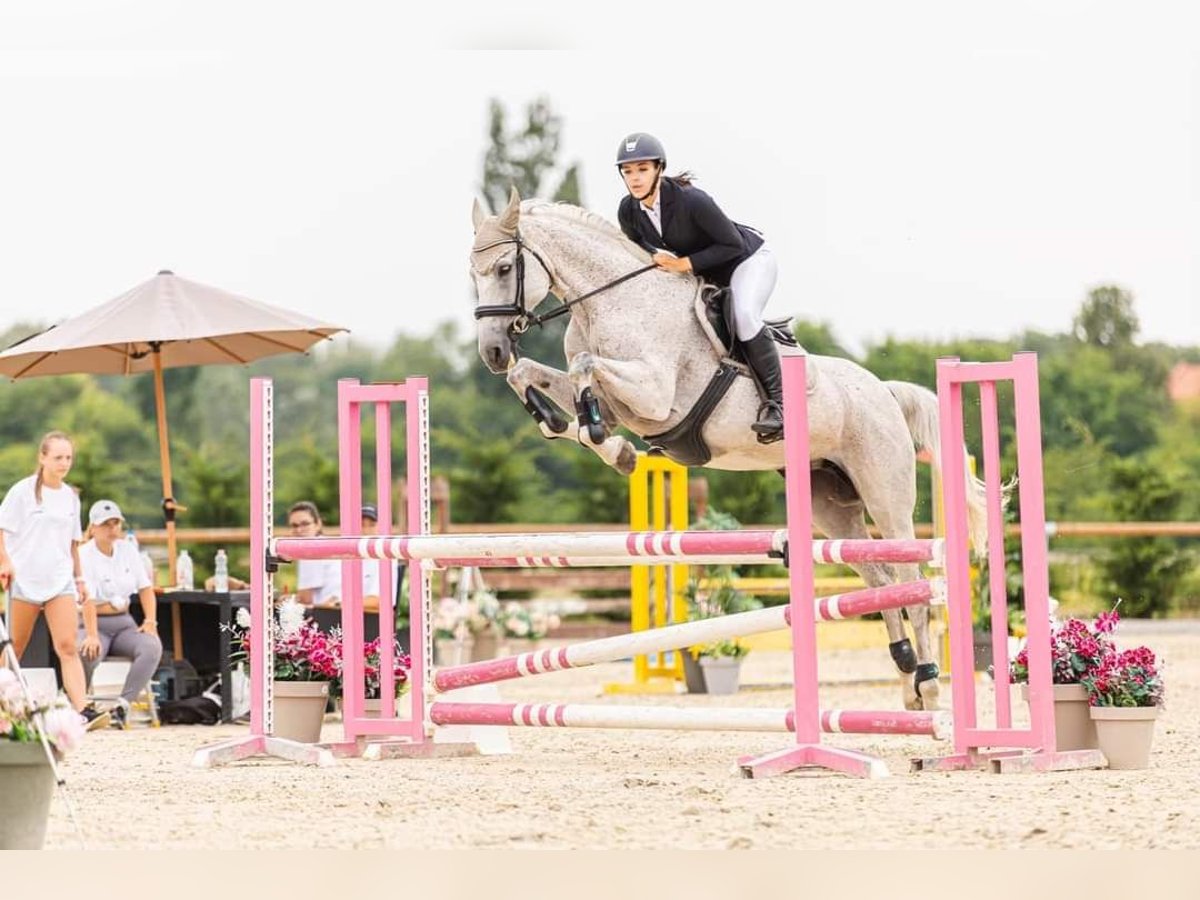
left=429, top=702, right=946, bottom=738
left=249, top=378, right=268, bottom=737
left=272, top=533, right=940, bottom=566
left=337, top=379, right=365, bottom=733
left=432, top=577, right=940, bottom=693
left=979, top=380, right=1012, bottom=727
left=937, top=358, right=977, bottom=753
left=784, top=355, right=820, bottom=746
left=376, top=401, right=395, bottom=718
left=1013, top=353, right=1056, bottom=752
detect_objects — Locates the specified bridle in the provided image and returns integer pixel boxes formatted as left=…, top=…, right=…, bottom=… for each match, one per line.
left=471, top=230, right=655, bottom=340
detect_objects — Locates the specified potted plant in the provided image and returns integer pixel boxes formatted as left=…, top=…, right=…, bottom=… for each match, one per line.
left=1082, top=645, right=1164, bottom=770
left=497, top=602, right=561, bottom=655
left=695, top=639, right=750, bottom=695
left=358, top=635, right=412, bottom=717
left=431, top=595, right=498, bottom=665
left=1010, top=607, right=1119, bottom=752
left=1, top=668, right=86, bottom=849
left=229, top=600, right=339, bottom=743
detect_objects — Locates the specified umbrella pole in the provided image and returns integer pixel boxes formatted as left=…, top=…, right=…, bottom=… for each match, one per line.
left=152, top=348, right=185, bottom=658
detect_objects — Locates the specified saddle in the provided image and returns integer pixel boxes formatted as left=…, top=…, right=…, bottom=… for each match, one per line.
left=643, top=284, right=800, bottom=467
left=699, top=285, right=798, bottom=362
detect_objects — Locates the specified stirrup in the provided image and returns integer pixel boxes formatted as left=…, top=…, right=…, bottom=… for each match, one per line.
left=751, top=402, right=784, bottom=442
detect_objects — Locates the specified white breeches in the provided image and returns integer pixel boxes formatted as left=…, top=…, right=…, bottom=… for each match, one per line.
left=729, top=241, right=778, bottom=340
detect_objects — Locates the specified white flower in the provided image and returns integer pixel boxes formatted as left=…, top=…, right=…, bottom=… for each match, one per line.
left=277, top=597, right=306, bottom=636
left=236, top=607, right=252, bottom=629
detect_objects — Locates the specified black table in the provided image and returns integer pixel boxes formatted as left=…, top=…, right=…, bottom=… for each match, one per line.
left=18, top=592, right=407, bottom=724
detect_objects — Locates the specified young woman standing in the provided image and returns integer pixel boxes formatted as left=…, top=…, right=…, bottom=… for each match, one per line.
left=0, top=431, right=108, bottom=729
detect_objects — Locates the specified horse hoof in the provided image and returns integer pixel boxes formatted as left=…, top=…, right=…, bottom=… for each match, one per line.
left=916, top=677, right=941, bottom=711
left=615, top=443, right=638, bottom=476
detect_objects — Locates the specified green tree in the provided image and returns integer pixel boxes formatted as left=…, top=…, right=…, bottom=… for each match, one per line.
left=481, top=96, right=583, bottom=213
left=1073, top=284, right=1139, bottom=349
left=1100, top=458, right=1193, bottom=617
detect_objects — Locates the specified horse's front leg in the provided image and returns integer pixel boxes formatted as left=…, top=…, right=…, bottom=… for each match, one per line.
left=568, top=352, right=676, bottom=433
left=506, top=358, right=639, bottom=475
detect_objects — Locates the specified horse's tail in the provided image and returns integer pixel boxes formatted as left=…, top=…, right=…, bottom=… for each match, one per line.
left=884, top=380, right=997, bottom=556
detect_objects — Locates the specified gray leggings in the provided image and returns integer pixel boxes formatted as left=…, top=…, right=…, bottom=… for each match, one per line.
left=78, top=613, right=163, bottom=703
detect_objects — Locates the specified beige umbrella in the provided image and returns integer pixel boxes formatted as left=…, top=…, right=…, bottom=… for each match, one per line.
left=0, top=269, right=346, bottom=599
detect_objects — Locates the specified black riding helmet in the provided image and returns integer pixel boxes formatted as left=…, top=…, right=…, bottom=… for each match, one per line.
left=615, top=132, right=666, bottom=169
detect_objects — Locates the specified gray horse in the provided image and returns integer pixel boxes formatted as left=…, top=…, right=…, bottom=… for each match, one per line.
left=469, top=188, right=990, bottom=710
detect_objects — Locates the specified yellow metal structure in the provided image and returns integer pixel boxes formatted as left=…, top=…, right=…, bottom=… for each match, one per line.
left=603, top=453, right=689, bottom=694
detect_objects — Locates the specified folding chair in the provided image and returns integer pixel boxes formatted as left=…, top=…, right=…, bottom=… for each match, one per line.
left=88, top=658, right=161, bottom=728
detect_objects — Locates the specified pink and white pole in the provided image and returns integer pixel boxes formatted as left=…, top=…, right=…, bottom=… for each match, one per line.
left=429, top=702, right=948, bottom=739
left=431, top=577, right=942, bottom=693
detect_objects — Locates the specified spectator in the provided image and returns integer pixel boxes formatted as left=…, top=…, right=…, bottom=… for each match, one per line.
left=0, top=431, right=108, bottom=729
left=289, top=501, right=404, bottom=611
left=77, top=499, right=164, bottom=728
left=290, top=501, right=341, bottom=607
left=360, top=504, right=405, bottom=613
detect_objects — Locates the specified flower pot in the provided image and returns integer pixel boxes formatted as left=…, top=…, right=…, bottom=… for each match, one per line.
left=272, top=680, right=330, bottom=743
left=681, top=651, right=707, bottom=694
left=433, top=636, right=473, bottom=666
left=1090, top=706, right=1160, bottom=770
left=0, top=741, right=57, bottom=849
left=699, top=656, right=743, bottom=695
left=1021, top=683, right=1098, bottom=751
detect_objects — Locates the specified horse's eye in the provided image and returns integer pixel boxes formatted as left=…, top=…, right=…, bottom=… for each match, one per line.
left=497, top=263, right=513, bottom=277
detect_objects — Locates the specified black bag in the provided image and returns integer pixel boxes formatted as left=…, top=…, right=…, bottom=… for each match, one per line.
left=158, top=695, right=221, bottom=725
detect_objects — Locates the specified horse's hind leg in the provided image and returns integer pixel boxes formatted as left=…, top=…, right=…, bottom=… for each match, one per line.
left=506, top=358, right=639, bottom=475
left=811, top=465, right=940, bottom=710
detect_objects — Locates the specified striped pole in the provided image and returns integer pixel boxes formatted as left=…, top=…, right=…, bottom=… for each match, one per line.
left=429, top=702, right=948, bottom=739
left=273, top=532, right=943, bottom=567
left=433, top=578, right=942, bottom=693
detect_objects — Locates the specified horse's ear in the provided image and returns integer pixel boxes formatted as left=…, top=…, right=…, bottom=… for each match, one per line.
left=498, top=186, right=521, bottom=234
left=471, top=198, right=486, bottom=232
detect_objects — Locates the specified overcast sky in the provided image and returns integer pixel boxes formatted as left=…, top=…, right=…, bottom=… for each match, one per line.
left=1, top=2, right=1196, bottom=358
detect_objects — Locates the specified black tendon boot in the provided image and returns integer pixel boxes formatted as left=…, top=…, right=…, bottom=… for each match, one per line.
left=743, top=326, right=784, bottom=443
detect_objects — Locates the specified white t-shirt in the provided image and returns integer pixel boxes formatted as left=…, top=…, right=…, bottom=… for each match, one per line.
left=362, top=560, right=401, bottom=608
left=79, top=538, right=152, bottom=611
left=296, top=558, right=401, bottom=608
left=0, top=474, right=82, bottom=601
left=296, top=558, right=343, bottom=608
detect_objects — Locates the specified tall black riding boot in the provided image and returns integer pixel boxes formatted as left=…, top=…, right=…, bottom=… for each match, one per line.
left=743, top=326, right=785, bottom=444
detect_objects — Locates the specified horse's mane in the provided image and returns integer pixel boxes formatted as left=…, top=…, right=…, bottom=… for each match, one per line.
left=522, top=200, right=651, bottom=263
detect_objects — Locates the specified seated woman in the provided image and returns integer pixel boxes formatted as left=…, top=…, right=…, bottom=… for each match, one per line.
left=77, top=499, right=164, bottom=728
left=289, top=501, right=404, bottom=612
left=288, top=501, right=342, bottom=608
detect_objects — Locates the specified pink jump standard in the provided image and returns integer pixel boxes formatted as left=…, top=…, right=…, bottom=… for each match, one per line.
left=911, top=355, right=1105, bottom=774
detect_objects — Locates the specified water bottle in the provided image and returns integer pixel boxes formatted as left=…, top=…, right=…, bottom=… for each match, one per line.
left=176, top=549, right=194, bottom=590
left=214, top=548, right=229, bottom=593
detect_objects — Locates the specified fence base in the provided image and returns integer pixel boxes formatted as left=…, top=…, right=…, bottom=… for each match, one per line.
left=738, top=744, right=890, bottom=780
left=910, top=747, right=1107, bottom=774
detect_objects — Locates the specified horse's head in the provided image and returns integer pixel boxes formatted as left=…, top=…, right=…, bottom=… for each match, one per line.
left=469, top=187, right=554, bottom=374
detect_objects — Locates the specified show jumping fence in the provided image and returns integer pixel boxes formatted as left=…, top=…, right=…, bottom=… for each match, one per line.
left=194, top=352, right=1108, bottom=778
